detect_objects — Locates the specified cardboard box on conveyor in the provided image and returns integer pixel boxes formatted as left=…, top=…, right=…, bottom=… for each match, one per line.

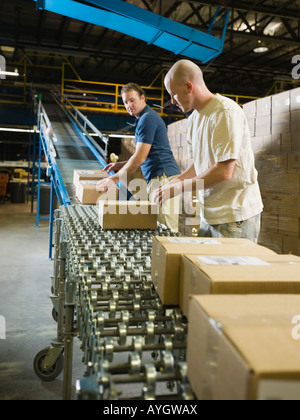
left=151, top=236, right=276, bottom=306
left=187, top=294, right=300, bottom=400
left=73, top=169, right=119, bottom=204
left=181, top=253, right=300, bottom=317
left=98, top=200, right=158, bottom=230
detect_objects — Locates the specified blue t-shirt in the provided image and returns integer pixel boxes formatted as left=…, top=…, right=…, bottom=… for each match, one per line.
left=135, top=105, right=181, bottom=183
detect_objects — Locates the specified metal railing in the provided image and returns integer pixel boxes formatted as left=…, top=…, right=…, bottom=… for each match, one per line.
left=51, top=86, right=108, bottom=160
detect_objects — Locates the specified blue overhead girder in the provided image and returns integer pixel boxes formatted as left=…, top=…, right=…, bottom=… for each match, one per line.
left=35, top=0, right=229, bottom=64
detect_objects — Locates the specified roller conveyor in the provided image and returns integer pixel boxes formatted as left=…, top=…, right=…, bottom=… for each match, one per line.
left=33, top=205, right=195, bottom=401
left=34, top=93, right=195, bottom=400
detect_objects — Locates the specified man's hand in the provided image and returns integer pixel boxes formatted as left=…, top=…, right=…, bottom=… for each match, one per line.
left=96, top=176, right=118, bottom=193
left=154, top=181, right=183, bottom=206
left=102, top=162, right=126, bottom=173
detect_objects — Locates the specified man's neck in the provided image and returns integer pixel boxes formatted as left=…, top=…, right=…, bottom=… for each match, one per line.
left=135, top=104, right=148, bottom=119
left=194, top=92, right=215, bottom=112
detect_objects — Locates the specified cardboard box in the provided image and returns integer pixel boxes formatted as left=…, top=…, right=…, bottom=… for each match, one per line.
left=283, top=236, right=300, bottom=256
left=151, top=237, right=276, bottom=306
left=246, top=118, right=256, bottom=137
left=256, top=96, right=271, bottom=116
left=291, top=87, right=300, bottom=111
left=256, top=115, right=271, bottom=136
left=187, top=294, right=300, bottom=400
left=272, top=112, right=291, bottom=135
left=73, top=169, right=108, bottom=188
left=98, top=200, right=158, bottom=230
left=243, top=100, right=257, bottom=118
left=272, top=91, right=290, bottom=115
left=76, top=180, right=118, bottom=204
left=181, top=253, right=300, bottom=317
left=288, top=152, right=300, bottom=171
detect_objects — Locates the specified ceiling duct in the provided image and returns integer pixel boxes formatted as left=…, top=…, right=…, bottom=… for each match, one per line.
left=34, top=0, right=229, bottom=64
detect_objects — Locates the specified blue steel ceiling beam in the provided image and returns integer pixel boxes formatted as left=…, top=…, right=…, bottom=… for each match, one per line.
left=34, top=0, right=229, bottom=64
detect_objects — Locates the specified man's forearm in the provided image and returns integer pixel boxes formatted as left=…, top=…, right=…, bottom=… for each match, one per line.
left=114, top=155, right=145, bottom=182
left=168, top=162, right=196, bottom=184
left=181, top=160, right=236, bottom=192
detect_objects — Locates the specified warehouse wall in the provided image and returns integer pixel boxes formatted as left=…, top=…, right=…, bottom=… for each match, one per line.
left=244, top=88, right=300, bottom=256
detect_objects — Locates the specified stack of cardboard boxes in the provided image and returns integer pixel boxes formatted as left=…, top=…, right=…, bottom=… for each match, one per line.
left=150, top=235, right=300, bottom=400
left=243, top=87, right=300, bottom=256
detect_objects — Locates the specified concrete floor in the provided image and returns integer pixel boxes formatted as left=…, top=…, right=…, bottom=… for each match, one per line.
left=0, top=200, right=182, bottom=401
left=0, top=201, right=85, bottom=400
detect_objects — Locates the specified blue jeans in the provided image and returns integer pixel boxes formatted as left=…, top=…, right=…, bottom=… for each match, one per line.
left=198, top=214, right=261, bottom=244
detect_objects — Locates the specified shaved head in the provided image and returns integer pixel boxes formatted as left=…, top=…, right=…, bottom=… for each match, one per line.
left=164, top=59, right=213, bottom=112
left=165, top=60, right=205, bottom=87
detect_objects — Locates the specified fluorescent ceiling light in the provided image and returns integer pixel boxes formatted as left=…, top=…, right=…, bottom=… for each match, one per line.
left=0, top=71, right=19, bottom=76
left=109, top=134, right=135, bottom=139
left=0, top=128, right=38, bottom=133
left=0, top=46, right=15, bottom=54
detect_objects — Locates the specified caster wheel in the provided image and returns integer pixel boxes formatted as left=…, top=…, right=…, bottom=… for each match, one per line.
left=52, top=307, right=58, bottom=322
left=33, top=347, right=64, bottom=381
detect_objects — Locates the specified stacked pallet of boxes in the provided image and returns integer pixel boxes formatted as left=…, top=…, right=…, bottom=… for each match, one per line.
left=151, top=235, right=300, bottom=400
left=167, top=119, right=200, bottom=236
left=243, top=87, right=300, bottom=256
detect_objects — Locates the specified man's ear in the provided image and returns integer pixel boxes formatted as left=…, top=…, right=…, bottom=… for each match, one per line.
left=186, top=81, right=193, bottom=93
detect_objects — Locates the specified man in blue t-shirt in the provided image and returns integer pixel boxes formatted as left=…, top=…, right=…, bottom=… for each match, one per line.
left=96, top=83, right=181, bottom=231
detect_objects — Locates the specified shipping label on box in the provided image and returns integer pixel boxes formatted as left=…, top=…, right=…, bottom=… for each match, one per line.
left=187, top=294, right=300, bottom=400
left=180, top=253, right=300, bottom=317
left=151, top=236, right=275, bottom=306
left=98, top=200, right=158, bottom=230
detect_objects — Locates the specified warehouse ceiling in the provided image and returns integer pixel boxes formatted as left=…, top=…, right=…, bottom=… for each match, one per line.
left=0, top=0, right=300, bottom=99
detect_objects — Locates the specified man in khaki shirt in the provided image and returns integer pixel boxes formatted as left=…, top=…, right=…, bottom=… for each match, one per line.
left=154, top=60, right=263, bottom=242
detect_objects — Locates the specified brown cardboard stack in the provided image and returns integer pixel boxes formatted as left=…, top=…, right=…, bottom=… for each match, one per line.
left=187, top=294, right=300, bottom=400
left=180, top=253, right=300, bottom=317
left=167, top=119, right=200, bottom=236
left=151, top=236, right=276, bottom=305
left=243, top=88, right=300, bottom=256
